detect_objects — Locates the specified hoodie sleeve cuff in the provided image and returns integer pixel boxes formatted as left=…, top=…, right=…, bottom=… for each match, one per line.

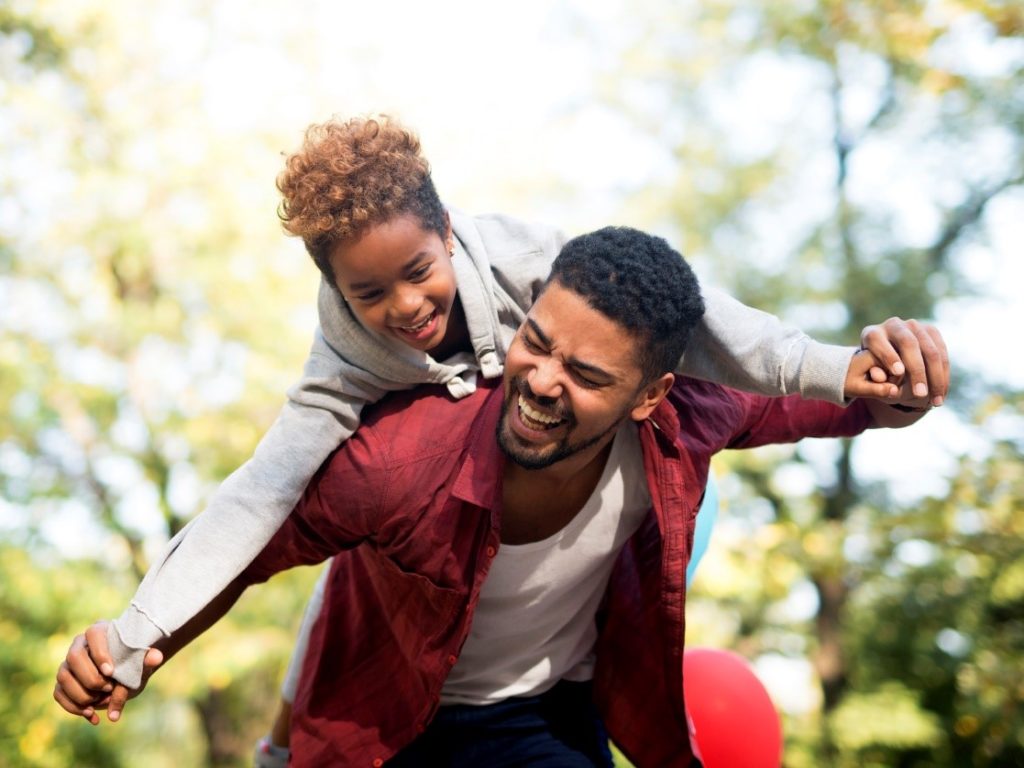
left=107, top=606, right=168, bottom=689
left=796, top=341, right=859, bottom=406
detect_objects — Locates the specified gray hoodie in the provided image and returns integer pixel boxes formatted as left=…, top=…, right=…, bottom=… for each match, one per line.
left=106, top=210, right=855, bottom=687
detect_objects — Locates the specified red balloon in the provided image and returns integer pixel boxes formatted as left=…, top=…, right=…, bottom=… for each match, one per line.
left=683, top=648, right=782, bottom=768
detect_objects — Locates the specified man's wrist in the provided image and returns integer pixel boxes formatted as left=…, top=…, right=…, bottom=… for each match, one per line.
left=887, top=402, right=932, bottom=413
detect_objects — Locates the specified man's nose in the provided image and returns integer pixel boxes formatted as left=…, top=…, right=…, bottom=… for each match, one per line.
left=527, top=359, right=564, bottom=401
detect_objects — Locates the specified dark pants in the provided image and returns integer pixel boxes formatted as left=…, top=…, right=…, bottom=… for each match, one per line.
left=387, top=680, right=614, bottom=767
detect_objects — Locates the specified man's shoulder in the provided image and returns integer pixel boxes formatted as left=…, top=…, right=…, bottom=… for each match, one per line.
left=667, top=377, right=751, bottom=416
left=349, top=378, right=500, bottom=468
left=660, top=377, right=752, bottom=446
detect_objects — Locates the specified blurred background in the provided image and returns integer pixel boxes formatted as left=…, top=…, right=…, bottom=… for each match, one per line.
left=1, top=1, right=1022, bottom=766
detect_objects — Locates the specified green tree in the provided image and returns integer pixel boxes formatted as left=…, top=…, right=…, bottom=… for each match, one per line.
left=1, top=2, right=319, bottom=765
left=585, top=0, right=1023, bottom=764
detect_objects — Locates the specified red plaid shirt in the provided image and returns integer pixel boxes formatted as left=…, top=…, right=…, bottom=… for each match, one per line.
left=241, top=377, right=873, bottom=767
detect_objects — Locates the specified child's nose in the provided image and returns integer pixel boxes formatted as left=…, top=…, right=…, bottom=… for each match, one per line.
left=391, top=288, right=424, bottom=319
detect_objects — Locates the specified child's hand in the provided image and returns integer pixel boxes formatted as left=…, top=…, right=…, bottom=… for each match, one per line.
left=53, top=620, right=164, bottom=725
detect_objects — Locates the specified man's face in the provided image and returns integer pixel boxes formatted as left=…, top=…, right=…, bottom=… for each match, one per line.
left=498, top=281, right=657, bottom=470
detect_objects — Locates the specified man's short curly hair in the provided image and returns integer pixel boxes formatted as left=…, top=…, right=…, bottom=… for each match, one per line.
left=277, top=115, right=448, bottom=285
left=545, top=227, right=705, bottom=383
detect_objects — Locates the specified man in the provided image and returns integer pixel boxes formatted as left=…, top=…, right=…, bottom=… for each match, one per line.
left=54, top=227, right=945, bottom=767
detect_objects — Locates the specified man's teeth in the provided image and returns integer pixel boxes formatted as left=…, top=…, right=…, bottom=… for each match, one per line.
left=518, top=396, right=565, bottom=429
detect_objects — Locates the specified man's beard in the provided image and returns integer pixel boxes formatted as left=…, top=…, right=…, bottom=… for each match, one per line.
left=496, top=377, right=629, bottom=470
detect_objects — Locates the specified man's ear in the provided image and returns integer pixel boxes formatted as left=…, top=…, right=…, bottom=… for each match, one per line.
left=631, top=372, right=675, bottom=421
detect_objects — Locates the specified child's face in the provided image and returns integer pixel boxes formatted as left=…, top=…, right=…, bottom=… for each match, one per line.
left=328, top=214, right=458, bottom=353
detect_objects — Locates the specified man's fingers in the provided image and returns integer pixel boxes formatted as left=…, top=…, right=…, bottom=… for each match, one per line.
left=106, top=684, right=131, bottom=722
left=143, top=647, right=164, bottom=672
left=881, top=318, right=928, bottom=397
left=925, top=324, right=950, bottom=404
left=65, top=633, right=109, bottom=692
left=84, top=621, right=115, bottom=678
left=861, top=324, right=905, bottom=377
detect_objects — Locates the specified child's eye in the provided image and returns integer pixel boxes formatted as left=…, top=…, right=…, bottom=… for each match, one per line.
left=409, top=265, right=431, bottom=282
left=355, top=289, right=383, bottom=303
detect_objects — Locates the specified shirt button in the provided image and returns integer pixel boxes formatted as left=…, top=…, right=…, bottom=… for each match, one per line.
left=372, top=759, right=384, bottom=767
left=417, top=723, right=426, bottom=733
left=486, top=545, right=496, bottom=557
left=447, top=654, right=457, bottom=665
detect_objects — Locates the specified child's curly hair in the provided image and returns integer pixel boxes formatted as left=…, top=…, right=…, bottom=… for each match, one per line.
left=277, top=115, right=448, bottom=285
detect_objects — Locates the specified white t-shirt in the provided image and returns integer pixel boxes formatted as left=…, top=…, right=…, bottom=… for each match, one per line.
left=441, top=421, right=652, bottom=705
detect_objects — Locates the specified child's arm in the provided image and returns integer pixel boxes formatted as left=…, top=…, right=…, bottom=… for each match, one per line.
left=460, top=212, right=931, bottom=405
left=679, top=288, right=854, bottom=405
left=680, top=289, right=943, bottom=405
left=105, top=330, right=373, bottom=689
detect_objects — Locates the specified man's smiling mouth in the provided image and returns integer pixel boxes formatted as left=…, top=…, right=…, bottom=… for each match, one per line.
left=518, top=395, right=566, bottom=431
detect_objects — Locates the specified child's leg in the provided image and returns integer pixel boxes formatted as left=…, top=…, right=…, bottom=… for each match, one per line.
left=254, top=564, right=330, bottom=766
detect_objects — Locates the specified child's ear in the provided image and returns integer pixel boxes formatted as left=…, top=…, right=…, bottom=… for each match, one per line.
left=444, top=212, right=454, bottom=256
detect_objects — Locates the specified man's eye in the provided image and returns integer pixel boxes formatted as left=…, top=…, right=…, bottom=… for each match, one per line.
left=521, top=334, right=542, bottom=351
left=573, top=371, right=601, bottom=388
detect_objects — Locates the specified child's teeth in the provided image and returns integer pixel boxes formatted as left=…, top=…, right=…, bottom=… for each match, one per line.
left=404, top=313, right=431, bottom=331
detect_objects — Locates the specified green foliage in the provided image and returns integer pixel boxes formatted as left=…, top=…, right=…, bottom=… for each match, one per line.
left=600, top=1, right=1024, bottom=765
left=828, top=684, right=943, bottom=752
left=2, top=1, right=1022, bottom=767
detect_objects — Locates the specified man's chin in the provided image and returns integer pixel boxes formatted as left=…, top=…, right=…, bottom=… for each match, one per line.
left=496, top=420, right=566, bottom=470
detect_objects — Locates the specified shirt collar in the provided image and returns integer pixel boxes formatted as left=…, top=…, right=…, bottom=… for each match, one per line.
left=451, top=380, right=507, bottom=510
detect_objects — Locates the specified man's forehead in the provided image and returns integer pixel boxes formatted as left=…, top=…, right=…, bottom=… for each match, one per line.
left=527, top=284, right=640, bottom=377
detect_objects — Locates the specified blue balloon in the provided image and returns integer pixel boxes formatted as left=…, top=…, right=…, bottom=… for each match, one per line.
left=686, top=474, right=719, bottom=587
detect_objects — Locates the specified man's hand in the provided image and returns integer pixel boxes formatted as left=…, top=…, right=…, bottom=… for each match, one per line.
left=845, top=317, right=949, bottom=405
left=53, top=620, right=164, bottom=725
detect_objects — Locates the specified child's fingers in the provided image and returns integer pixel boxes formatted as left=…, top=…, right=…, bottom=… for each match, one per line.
left=84, top=621, right=115, bottom=678
left=868, top=366, right=889, bottom=384
left=844, top=350, right=899, bottom=400
left=52, top=682, right=100, bottom=725
left=56, top=660, right=110, bottom=707
left=846, top=378, right=900, bottom=399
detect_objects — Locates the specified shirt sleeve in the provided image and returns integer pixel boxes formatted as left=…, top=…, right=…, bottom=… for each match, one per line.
left=724, top=390, right=874, bottom=450
left=679, top=287, right=858, bottom=406
left=106, top=337, right=371, bottom=689
left=239, top=430, right=387, bottom=585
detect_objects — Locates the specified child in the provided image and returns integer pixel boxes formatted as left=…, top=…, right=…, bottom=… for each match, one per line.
left=92, top=115, right=910, bottom=741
